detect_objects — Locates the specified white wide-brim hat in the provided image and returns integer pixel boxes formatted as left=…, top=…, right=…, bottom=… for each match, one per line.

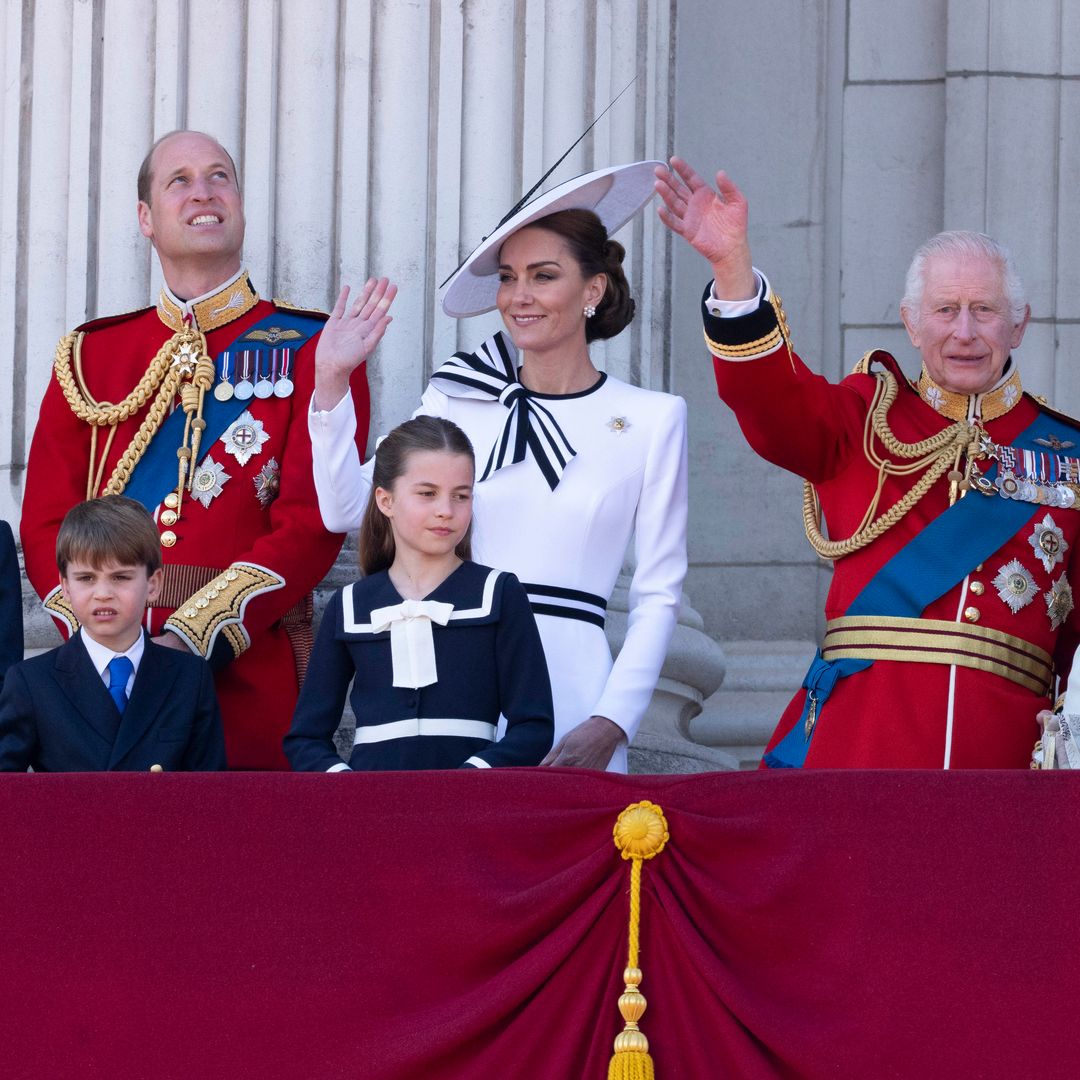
left=440, top=159, right=665, bottom=318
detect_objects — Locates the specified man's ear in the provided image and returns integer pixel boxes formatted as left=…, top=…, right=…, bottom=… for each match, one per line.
left=1011, top=304, right=1032, bottom=349
left=900, top=304, right=921, bottom=349
left=137, top=201, right=154, bottom=242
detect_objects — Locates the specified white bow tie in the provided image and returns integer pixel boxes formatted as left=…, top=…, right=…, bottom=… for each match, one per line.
left=369, top=599, right=455, bottom=689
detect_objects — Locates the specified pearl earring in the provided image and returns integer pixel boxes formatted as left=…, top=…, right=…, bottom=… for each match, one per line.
left=583, top=304, right=597, bottom=318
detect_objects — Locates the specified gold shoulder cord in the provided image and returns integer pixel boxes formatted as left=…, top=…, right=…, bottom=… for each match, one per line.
left=802, top=370, right=983, bottom=560
left=54, top=326, right=214, bottom=505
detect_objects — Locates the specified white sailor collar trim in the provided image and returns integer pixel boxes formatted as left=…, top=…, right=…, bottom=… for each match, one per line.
left=340, top=567, right=504, bottom=635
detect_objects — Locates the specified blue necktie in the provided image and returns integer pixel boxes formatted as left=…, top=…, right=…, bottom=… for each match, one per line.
left=107, top=656, right=134, bottom=714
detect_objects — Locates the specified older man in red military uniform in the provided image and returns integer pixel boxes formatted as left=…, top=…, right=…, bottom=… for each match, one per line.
left=20, top=130, right=395, bottom=768
left=657, top=157, right=1080, bottom=768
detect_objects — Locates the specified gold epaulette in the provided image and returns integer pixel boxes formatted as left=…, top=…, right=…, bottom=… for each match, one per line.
left=164, top=562, right=285, bottom=660
left=42, top=586, right=79, bottom=635
left=271, top=298, right=329, bottom=319
left=850, top=350, right=877, bottom=376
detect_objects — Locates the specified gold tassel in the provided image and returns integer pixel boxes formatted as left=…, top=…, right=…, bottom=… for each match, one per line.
left=608, top=801, right=669, bottom=1080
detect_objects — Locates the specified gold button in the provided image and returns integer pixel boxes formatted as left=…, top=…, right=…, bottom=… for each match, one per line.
left=160, top=510, right=178, bottom=527
left=160, top=530, right=177, bottom=548
left=969, top=581, right=985, bottom=596
left=963, top=606, right=981, bottom=623
left=196, top=597, right=209, bottom=609
left=164, top=492, right=179, bottom=510
left=975, top=563, right=984, bottom=572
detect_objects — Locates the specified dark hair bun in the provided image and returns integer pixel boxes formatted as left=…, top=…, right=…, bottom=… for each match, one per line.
left=589, top=237, right=634, bottom=343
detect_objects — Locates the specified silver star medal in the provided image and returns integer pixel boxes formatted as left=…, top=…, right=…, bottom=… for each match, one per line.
left=1045, top=574, right=1074, bottom=630
left=992, top=559, right=1037, bottom=614
left=1029, top=514, right=1068, bottom=573
left=190, top=456, right=231, bottom=508
left=220, top=409, right=270, bottom=467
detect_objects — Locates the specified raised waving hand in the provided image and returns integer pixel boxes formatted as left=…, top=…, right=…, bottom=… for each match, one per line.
left=314, top=278, right=398, bottom=411
left=655, top=157, right=757, bottom=301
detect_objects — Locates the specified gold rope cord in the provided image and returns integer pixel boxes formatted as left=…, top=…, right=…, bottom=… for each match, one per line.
left=54, top=327, right=212, bottom=499
left=607, top=801, right=669, bottom=1080
left=802, top=370, right=982, bottom=561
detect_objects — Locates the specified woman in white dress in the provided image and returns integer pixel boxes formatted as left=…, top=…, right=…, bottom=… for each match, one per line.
left=309, top=162, right=687, bottom=772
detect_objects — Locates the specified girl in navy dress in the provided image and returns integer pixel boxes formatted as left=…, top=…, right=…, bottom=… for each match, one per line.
left=284, top=416, right=554, bottom=771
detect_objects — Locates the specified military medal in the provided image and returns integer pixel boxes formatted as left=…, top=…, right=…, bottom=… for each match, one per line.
left=253, top=457, right=281, bottom=507
left=992, top=559, right=1037, bottom=614
left=273, top=348, right=294, bottom=398
left=234, top=351, right=255, bottom=400
left=220, top=410, right=269, bottom=467
left=1029, top=514, right=1068, bottom=573
left=1045, top=574, right=1074, bottom=630
left=987, top=437, right=1080, bottom=509
left=213, top=350, right=235, bottom=402
left=253, top=351, right=274, bottom=399
left=190, top=456, right=231, bottom=508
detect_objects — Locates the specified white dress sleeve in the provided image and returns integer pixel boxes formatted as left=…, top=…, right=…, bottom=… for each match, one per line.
left=308, top=385, right=451, bottom=533
left=591, top=393, right=689, bottom=739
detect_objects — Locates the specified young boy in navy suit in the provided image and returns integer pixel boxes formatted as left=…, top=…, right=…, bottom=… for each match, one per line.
left=0, top=497, right=225, bottom=771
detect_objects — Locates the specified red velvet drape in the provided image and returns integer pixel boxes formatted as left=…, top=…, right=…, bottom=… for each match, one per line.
left=2, top=770, right=1077, bottom=1079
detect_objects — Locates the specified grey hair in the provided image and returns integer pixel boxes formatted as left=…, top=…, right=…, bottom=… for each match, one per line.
left=901, top=230, right=1027, bottom=327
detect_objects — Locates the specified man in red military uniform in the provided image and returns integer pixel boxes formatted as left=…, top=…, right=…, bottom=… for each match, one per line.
left=656, top=157, right=1080, bottom=768
left=20, top=130, right=395, bottom=768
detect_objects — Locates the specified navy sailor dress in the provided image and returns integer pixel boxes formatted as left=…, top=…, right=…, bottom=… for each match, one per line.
left=284, top=561, right=554, bottom=771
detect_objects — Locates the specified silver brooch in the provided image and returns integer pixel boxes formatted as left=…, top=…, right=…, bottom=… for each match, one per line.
left=1029, top=514, right=1068, bottom=573
left=992, top=559, right=1037, bottom=614
left=606, top=416, right=630, bottom=435
left=253, top=457, right=281, bottom=507
left=190, top=456, right=231, bottom=508
left=1045, top=574, right=1074, bottom=630
left=220, top=409, right=270, bottom=467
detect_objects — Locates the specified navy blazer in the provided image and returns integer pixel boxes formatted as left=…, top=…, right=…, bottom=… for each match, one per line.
left=0, top=520, right=23, bottom=691
left=0, top=630, right=226, bottom=771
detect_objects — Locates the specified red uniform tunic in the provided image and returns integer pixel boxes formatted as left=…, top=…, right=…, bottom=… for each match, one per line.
left=704, top=287, right=1080, bottom=768
left=20, top=272, right=369, bottom=768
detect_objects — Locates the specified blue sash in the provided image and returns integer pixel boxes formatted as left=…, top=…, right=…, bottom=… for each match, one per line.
left=122, top=311, right=323, bottom=511
left=765, top=408, right=1079, bottom=768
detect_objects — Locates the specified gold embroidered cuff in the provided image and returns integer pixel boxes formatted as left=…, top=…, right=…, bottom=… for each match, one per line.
left=42, top=586, right=79, bottom=635
left=704, top=326, right=784, bottom=361
left=164, top=562, right=285, bottom=659
left=822, top=615, right=1053, bottom=697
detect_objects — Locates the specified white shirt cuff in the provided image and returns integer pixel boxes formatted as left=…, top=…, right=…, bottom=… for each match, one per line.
left=703, top=269, right=771, bottom=317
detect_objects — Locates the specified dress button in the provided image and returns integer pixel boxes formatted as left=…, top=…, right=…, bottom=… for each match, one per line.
left=160, top=530, right=177, bottom=548
left=963, top=606, right=980, bottom=623
left=969, top=581, right=985, bottom=596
